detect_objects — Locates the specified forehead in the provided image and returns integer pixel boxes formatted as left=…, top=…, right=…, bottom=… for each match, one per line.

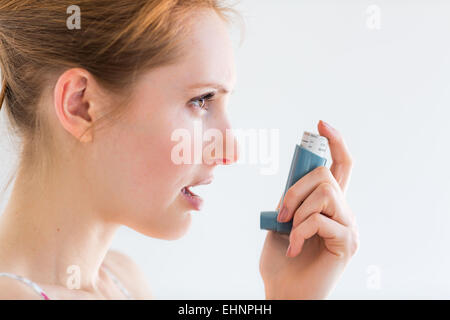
left=157, top=9, right=236, bottom=91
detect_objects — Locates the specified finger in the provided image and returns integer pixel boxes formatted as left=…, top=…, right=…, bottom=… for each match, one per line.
left=292, top=182, right=351, bottom=228
left=287, top=213, right=348, bottom=258
left=276, top=195, right=282, bottom=211
left=277, top=166, right=340, bottom=223
left=317, top=120, right=353, bottom=193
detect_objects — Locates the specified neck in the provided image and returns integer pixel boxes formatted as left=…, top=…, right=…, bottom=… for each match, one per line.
left=0, top=163, right=120, bottom=291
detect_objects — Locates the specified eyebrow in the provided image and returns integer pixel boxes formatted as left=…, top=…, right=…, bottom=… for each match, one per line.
left=188, top=83, right=235, bottom=94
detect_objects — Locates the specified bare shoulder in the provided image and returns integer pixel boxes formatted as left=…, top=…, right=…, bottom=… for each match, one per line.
left=103, top=249, right=154, bottom=300
left=0, top=276, right=45, bottom=300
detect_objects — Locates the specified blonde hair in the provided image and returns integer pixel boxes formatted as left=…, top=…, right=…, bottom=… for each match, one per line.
left=0, top=0, right=242, bottom=192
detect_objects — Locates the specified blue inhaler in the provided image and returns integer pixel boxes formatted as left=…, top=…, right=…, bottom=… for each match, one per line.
left=260, top=131, right=329, bottom=234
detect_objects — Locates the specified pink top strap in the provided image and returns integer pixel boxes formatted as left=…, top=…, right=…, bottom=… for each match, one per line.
left=0, top=272, right=50, bottom=300
left=0, top=266, right=133, bottom=300
left=0, top=267, right=132, bottom=300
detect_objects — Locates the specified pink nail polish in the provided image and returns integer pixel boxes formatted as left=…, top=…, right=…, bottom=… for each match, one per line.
left=322, top=120, right=334, bottom=130
left=278, top=206, right=288, bottom=222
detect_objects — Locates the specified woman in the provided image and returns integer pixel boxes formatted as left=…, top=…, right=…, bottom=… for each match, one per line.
left=0, top=1, right=358, bottom=299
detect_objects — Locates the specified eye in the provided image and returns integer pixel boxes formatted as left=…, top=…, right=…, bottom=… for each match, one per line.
left=189, top=92, right=215, bottom=111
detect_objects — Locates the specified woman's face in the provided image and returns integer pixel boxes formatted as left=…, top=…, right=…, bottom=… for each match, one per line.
left=90, top=9, right=238, bottom=239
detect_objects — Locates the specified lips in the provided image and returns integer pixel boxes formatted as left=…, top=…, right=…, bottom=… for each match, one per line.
left=182, top=176, right=213, bottom=194
left=180, top=176, right=213, bottom=210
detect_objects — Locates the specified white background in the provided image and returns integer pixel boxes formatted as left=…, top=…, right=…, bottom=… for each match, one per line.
left=1, top=0, right=450, bottom=299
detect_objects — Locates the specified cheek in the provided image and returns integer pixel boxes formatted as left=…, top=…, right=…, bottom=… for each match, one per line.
left=112, top=122, right=185, bottom=211
left=91, top=89, right=202, bottom=229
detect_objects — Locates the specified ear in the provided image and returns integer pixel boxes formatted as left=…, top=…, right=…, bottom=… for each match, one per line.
left=53, top=68, right=101, bottom=143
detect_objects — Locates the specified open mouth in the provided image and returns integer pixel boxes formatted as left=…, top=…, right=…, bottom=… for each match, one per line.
left=181, top=186, right=198, bottom=198
left=180, top=185, right=203, bottom=210
left=180, top=177, right=213, bottom=210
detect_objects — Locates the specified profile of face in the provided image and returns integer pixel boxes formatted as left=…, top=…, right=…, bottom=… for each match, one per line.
left=53, top=9, right=239, bottom=240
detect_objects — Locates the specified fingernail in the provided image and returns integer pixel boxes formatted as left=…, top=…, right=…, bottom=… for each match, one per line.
left=286, top=244, right=292, bottom=257
left=277, top=205, right=288, bottom=222
left=322, top=120, right=334, bottom=130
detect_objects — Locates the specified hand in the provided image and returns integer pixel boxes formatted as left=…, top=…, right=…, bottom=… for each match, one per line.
left=259, top=120, right=359, bottom=299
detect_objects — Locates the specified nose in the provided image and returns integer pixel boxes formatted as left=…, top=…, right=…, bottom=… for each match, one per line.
left=204, top=118, right=240, bottom=166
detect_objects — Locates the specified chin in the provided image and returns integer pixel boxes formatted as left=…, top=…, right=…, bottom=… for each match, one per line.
left=163, top=210, right=193, bottom=240
left=128, top=209, right=193, bottom=241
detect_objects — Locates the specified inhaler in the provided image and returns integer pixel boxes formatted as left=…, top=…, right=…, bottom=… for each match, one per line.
left=260, top=131, right=329, bottom=234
